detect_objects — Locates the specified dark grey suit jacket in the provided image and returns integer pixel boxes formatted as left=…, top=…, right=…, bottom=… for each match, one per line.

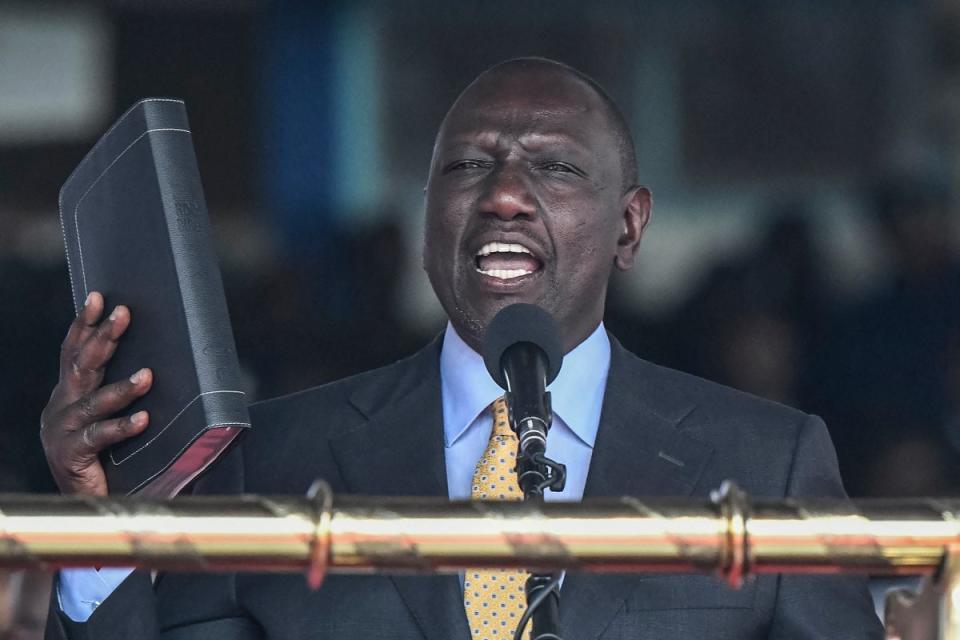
left=46, top=336, right=883, bottom=639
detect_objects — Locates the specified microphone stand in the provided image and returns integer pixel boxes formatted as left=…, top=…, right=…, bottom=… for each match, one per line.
left=505, top=389, right=567, bottom=640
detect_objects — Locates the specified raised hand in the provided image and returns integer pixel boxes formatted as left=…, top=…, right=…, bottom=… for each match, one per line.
left=40, top=291, right=152, bottom=496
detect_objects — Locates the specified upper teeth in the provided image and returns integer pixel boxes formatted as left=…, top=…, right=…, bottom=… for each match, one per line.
left=475, top=242, right=536, bottom=280
left=476, top=242, right=533, bottom=257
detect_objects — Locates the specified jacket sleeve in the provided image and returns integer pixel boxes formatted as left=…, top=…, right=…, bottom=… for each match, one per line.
left=767, top=415, right=885, bottom=640
left=43, top=441, right=260, bottom=640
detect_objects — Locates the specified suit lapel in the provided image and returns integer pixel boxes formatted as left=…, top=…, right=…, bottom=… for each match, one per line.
left=328, top=337, right=470, bottom=640
left=581, top=340, right=712, bottom=499
left=329, top=338, right=448, bottom=499
left=559, top=337, right=715, bottom=640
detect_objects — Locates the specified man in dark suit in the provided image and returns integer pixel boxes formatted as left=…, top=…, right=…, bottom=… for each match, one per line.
left=41, top=58, right=883, bottom=639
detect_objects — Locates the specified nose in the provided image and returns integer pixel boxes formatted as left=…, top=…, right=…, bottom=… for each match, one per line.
left=477, top=164, right=537, bottom=221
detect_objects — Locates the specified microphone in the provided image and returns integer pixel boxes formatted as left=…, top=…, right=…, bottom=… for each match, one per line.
left=482, top=304, right=563, bottom=459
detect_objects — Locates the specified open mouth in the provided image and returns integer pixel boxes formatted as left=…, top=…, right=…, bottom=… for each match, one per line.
left=474, top=242, right=543, bottom=280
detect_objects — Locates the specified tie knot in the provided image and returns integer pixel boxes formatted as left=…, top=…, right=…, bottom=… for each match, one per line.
left=491, top=397, right=514, bottom=438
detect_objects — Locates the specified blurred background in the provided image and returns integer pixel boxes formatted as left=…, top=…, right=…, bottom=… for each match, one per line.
left=1, top=0, right=959, bottom=634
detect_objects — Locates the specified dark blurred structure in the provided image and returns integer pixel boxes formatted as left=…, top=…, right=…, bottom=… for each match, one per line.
left=0, top=254, right=70, bottom=494
left=664, top=203, right=827, bottom=408
left=810, top=176, right=960, bottom=497
left=226, top=217, right=431, bottom=400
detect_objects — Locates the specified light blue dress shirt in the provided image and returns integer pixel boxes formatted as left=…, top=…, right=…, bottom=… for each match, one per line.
left=441, top=321, right=610, bottom=503
left=60, top=322, right=612, bottom=622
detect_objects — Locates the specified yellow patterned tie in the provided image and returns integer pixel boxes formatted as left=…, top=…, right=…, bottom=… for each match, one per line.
left=463, top=397, right=530, bottom=640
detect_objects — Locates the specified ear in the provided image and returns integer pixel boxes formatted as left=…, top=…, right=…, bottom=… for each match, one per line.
left=614, top=186, right=652, bottom=271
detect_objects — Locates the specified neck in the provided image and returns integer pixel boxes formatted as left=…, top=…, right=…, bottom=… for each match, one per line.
left=448, top=318, right=604, bottom=357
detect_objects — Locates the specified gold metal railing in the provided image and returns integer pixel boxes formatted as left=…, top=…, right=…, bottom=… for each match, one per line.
left=0, top=482, right=955, bottom=638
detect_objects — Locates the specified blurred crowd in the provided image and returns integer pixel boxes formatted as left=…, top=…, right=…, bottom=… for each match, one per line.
left=3, top=175, right=958, bottom=501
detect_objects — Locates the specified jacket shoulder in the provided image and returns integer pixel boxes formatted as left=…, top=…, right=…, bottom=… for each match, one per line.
left=614, top=342, right=808, bottom=428
left=236, top=340, right=440, bottom=493
left=610, top=339, right=821, bottom=496
left=247, top=339, right=439, bottom=437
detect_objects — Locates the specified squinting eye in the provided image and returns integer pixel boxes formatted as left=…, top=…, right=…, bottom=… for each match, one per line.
left=444, top=160, right=491, bottom=173
left=539, top=162, right=581, bottom=175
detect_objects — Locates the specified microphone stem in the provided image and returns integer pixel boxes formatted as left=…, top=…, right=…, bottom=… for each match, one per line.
left=507, top=394, right=565, bottom=640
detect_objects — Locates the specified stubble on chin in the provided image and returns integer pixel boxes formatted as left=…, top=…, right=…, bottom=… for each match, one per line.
left=451, top=305, right=485, bottom=350
left=449, top=273, right=565, bottom=352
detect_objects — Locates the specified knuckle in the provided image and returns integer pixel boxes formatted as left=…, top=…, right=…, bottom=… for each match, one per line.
left=80, top=423, right=98, bottom=449
left=93, top=318, right=114, bottom=341
left=40, top=406, right=66, bottom=439
left=64, top=463, right=95, bottom=485
left=69, top=358, right=99, bottom=384
left=76, top=394, right=97, bottom=419
left=113, top=380, right=132, bottom=399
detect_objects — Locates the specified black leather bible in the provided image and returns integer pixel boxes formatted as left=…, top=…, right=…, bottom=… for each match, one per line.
left=58, top=98, right=250, bottom=497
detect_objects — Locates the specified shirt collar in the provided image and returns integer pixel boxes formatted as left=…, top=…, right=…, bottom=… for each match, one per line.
left=440, top=321, right=610, bottom=448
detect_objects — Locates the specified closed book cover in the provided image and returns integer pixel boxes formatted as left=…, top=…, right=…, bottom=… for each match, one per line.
left=58, top=98, right=250, bottom=497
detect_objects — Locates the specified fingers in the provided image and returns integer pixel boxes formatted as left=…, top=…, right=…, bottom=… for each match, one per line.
left=41, top=372, right=151, bottom=496
left=43, top=410, right=150, bottom=496
left=58, top=292, right=133, bottom=401
left=65, top=368, right=153, bottom=430
left=74, top=411, right=150, bottom=457
left=71, top=305, right=130, bottom=378
left=44, top=291, right=153, bottom=496
left=60, top=291, right=104, bottom=363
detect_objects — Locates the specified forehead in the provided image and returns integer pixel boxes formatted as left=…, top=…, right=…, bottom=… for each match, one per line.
left=438, top=70, right=617, bottom=150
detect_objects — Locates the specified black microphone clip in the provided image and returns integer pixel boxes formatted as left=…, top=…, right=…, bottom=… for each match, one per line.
left=504, top=389, right=552, bottom=457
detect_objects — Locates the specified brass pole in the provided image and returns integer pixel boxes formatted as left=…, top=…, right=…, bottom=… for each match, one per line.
left=0, top=482, right=959, bottom=588
left=7, top=482, right=960, bottom=637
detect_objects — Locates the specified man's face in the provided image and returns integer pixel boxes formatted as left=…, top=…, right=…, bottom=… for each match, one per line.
left=423, top=67, right=650, bottom=352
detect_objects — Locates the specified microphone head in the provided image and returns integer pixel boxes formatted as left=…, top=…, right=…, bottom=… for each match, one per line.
left=482, top=303, right=563, bottom=389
